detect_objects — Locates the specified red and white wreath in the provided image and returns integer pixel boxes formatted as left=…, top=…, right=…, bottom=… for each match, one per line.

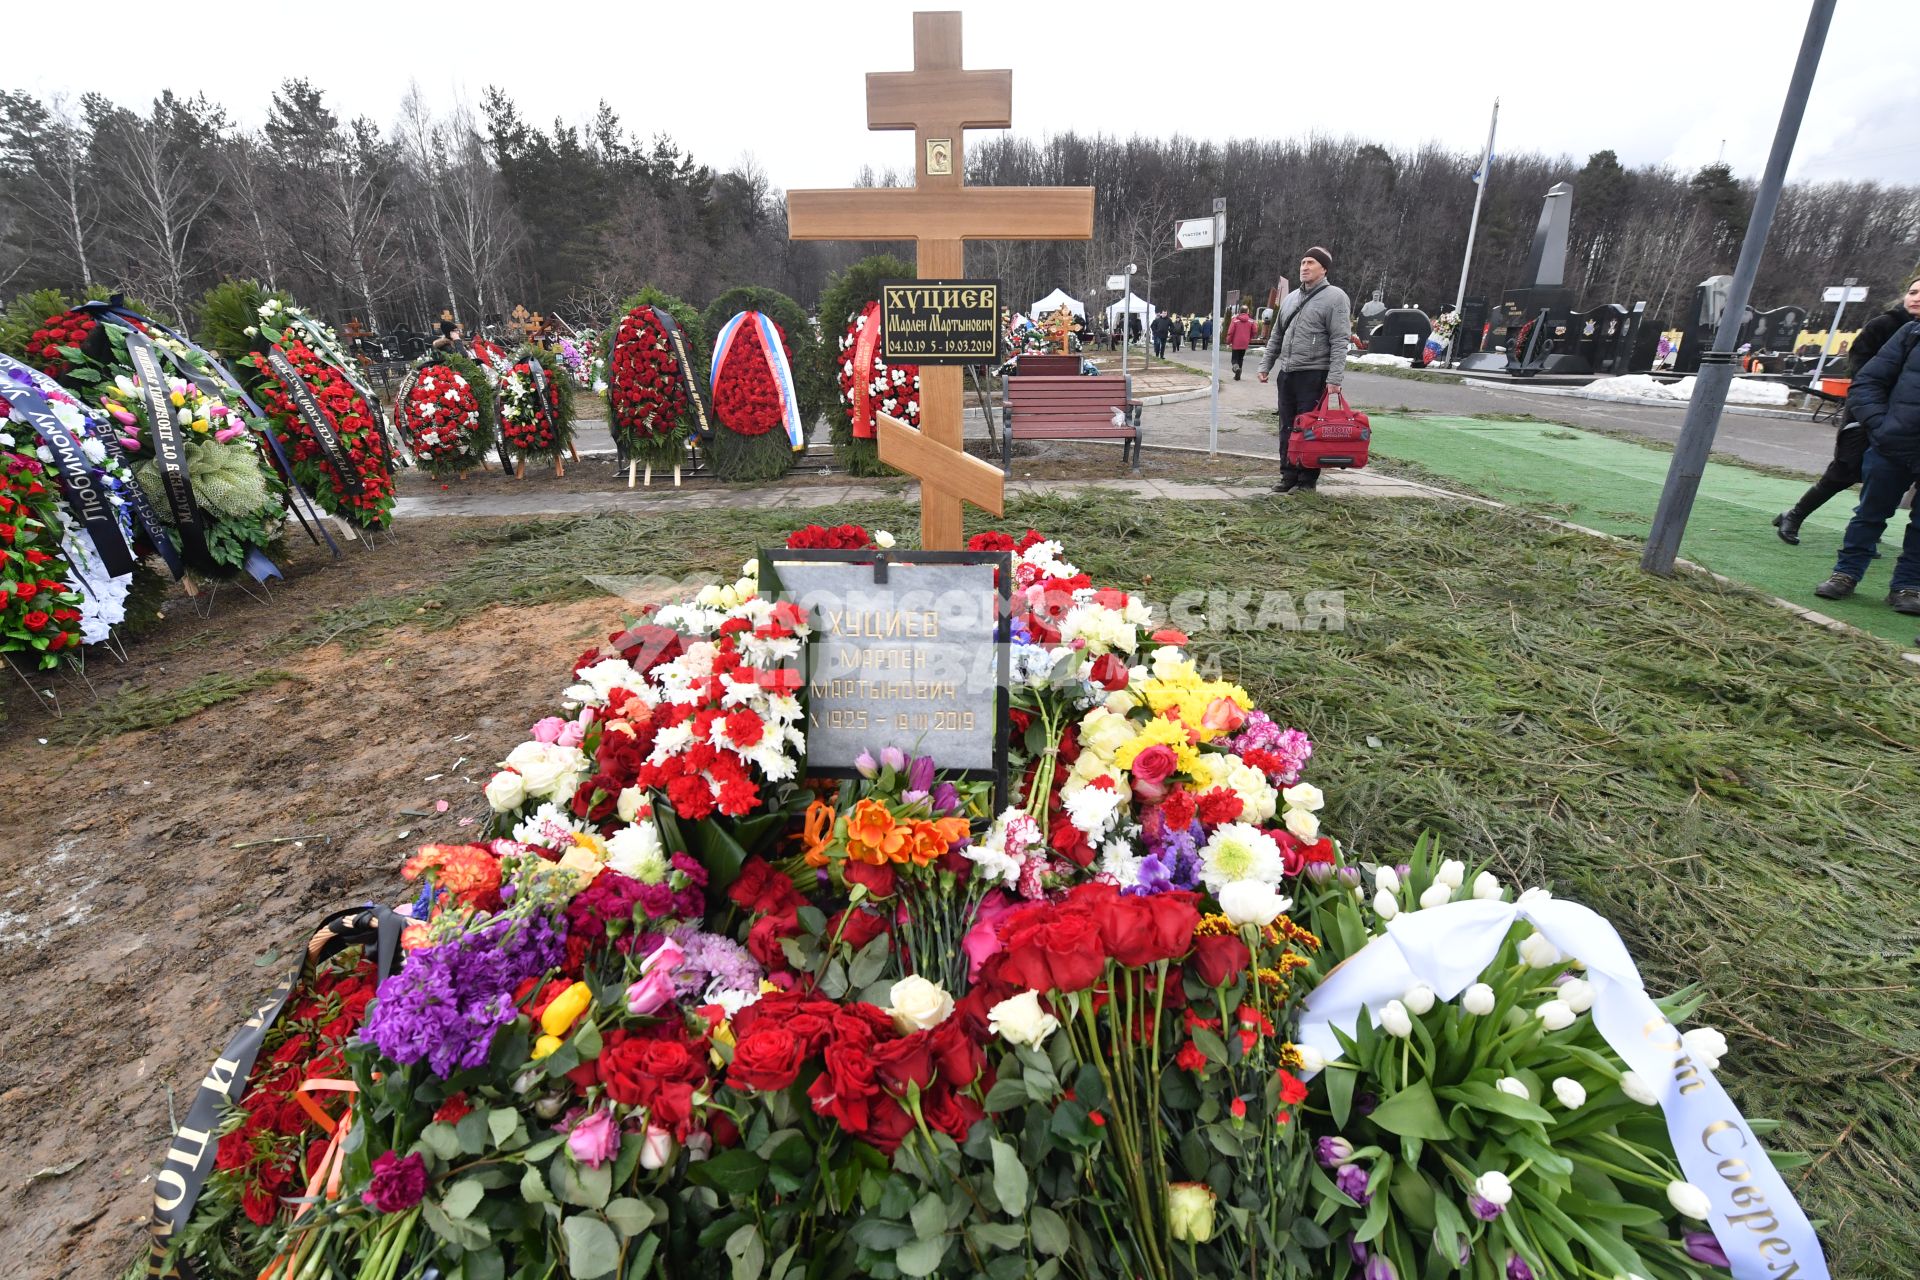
left=836, top=302, right=920, bottom=439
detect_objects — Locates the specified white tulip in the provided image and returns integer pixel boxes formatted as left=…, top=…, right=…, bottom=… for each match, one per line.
left=1518, top=886, right=1554, bottom=905
left=1374, top=866, right=1401, bottom=895
left=1461, top=983, right=1497, bottom=1015
left=1218, top=880, right=1292, bottom=927
left=1518, top=933, right=1564, bottom=969
left=1418, top=882, right=1453, bottom=910
left=1471, top=871, right=1503, bottom=901
left=1402, top=983, right=1436, bottom=1015
left=1536, top=999, right=1576, bottom=1031
left=1473, top=1170, right=1513, bottom=1205
left=874, top=529, right=897, bottom=548
left=1379, top=999, right=1413, bottom=1038
left=1295, top=1043, right=1326, bottom=1073
left=1552, top=1077, right=1587, bottom=1110
left=1372, top=889, right=1399, bottom=921
left=1666, top=1180, right=1712, bottom=1220
left=1619, top=1071, right=1660, bottom=1106
left=1495, top=1076, right=1531, bottom=1100
left=1559, top=978, right=1595, bottom=1013
left=1435, top=858, right=1466, bottom=889
left=1682, top=1027, right=1728, bottom=1071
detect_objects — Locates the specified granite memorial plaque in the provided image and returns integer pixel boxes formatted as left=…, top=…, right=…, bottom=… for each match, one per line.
left=760, top=550, right=1010, bottom=787
left=880, top=279, right=1003, bottom=364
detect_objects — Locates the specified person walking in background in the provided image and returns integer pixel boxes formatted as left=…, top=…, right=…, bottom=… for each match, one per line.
left=1169, top=313, right=1184, bottom=354
left=1775, top=276, right=1920, bottom=544
left=1258, top=247, right=1351, bottom=494
left=1187, top=314, right=1204, bottom=351
left=1815, top=300, right=1920, bottom=616
left=1200, top=313, right=1214, bottom=351
left=1226, top=305, right=1257, bottom=379
left=1150, top=309, right=1171, bottom=358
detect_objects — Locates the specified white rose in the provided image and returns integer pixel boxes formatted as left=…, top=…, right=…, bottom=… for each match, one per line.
left=1435, top=858, right=1466, bottom=889
left=1295, top=1043, right=1326, bottom=1073
left=1559, top=978, right=1595, bottom=1013
left=1402, top=983, right=1435, bottom=1015
left=1682, top=1027, right=1727, bottom=1071
left=1280, top=782, right=1323, bottom=812
left=483, top=769, right=525, bottom=812
left=1374, top=866, right=1401, bottom=895
left=615, top=786, right=647, bottom=824
left=1379, top=999, right=1413, bottom=1038
left=1518, top=933, right=1563, bottom=969
left=988, top=990, right=1060, bottom=1048
left=1552, top=1077, right=1587, bottom=1109
left=1471, top=871, right=1503, bottom=901
left=1372, top=889, right=1399, bottom=921
left=605, top=822, right=667, bottom=883
left=1666, top=1180, right=1712, bottom=1220
left=1461, top=983, right=1496, bottom=1015
left=1218, top=880, right=1292, bottom=927
left=886, top=975, right=955, bottom=1033
left=741, top=557, right=759, bottom=578
left=1536, top=999, right=1576, bottom=1031
left=1283, top=808, right=1320, bottom=842
left=874, top=529, right=896, bottom=548
left=1495, top=1076, right=1530, bottom=1100
left=503, top=741, right=585, bottom=798
left=1418, top=882, right=1452, bottom=910
left=1473, top=1170, right=1513, bottom=1205
left=1619, top=1071, right=1661, bottom=1106
left=639, top=1126, right=677, bottom=1170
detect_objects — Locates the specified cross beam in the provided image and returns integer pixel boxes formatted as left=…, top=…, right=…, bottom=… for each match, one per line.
left=787, top=10, right=1094, bottom=550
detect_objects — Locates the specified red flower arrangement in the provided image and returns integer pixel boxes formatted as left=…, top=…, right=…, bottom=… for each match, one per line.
left=835, top=304, right=920, bottom=439
left=22, top=309, right=100, bottom=380
left=784, top=523, right=877, bottom=551
left=607, top=307, right=689, bottom=456
left=0, top=451, right=84, bottom=668
left=498, top=355, right=569, bottom=462
left=712, top=318, right=790, bottom=437
left=396, top=361, right=484, bottom=474
left=250, top=339, right=395, bottom=528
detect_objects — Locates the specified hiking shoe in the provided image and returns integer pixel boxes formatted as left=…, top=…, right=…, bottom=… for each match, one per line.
left=1272, top=477, right=1302, bottom=494
left=1814, top=572, right=1857, bottom=600
left=1889, top=588, right=1920, bottom=616
left=1773, top=511, right=1803, bottom=545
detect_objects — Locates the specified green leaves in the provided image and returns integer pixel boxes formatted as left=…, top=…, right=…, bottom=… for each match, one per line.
left=989, top=1138, right=1028, bottom=1214
left=562, top=1214, right=622, bottom=1279
left=725, top=1221, right=766, bottom=1280
left=1366, top=1079, right=1455, bottom=1140
left=892, top=1235, right=950, bottom=1277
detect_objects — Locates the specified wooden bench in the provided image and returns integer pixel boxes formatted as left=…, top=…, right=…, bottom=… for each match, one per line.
left=1001, top=373, right=1141, bottom=471
left=1009, top=353, right=1083, bottom=376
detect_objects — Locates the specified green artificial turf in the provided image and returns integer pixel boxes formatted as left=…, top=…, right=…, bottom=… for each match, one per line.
left=1366, top=414, right=1920, bottom=647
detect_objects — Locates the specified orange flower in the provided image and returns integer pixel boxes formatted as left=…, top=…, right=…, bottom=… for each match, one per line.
left=802, top=799, right=838, bottom=868
left=906, top=822, right=947, bottom=867
left=846, top=799, right=908, bottom=865
left=401, top=843, right=502, bottom=909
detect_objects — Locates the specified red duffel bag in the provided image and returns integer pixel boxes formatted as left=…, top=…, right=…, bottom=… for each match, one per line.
left=1288, top=387, right=1371, bottom=469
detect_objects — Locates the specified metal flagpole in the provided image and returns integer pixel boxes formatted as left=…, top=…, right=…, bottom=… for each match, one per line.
left=1643, top=0, right=1835, bottom=576
left=1209, top=198, right=1225, bottom=457
left=1449, top=99, right=1499, bottom=365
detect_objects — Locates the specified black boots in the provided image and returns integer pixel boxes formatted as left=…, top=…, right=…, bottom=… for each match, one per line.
left=1773, top=511, right=1804, bottom=545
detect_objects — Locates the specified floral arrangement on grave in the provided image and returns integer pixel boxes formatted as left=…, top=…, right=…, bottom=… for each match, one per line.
left=396, top=351, right=496, bottom=479
left=497, top=346, right=575, bottom=474
left=707, top=311, right=804, bottom=483
left=557, top=333, right=597, bottom=390
left=246, top=320, right=395, bottom=529
left=605, top=291, right=705, bottom=470
left=0, top=428, right=87, bottom=669
left=816, top=253, right=917, bottom=477
left=149, top=523, right=1820, bottom=1280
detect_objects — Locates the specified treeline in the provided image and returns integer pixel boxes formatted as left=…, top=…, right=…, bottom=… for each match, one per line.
left=4, top=79, right=1917, bottom=337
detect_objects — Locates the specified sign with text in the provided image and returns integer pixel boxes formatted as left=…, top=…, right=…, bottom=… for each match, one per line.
left=1174, top=217, right=1217, bottom=250
left=761, top=550, right=1010, bottom=785
left=1821, top=285, right=1868, bottom=303
left=879, top=279, right=1002, bottom=364
left=1106, top=274, right=1129, bottom=291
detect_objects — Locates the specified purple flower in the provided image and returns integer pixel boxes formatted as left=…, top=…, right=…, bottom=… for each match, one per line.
left=880, top=746, right=907, bottom=773
left=1354, top=1090, right=1378, bottom=1117
left=1316, top=1136, right=1354, bottom=1168
left=1505, top=1255, right=1536, bottom=1280
left=670, top=924, right=764, bottom=999
left=1684, top=1232, right=1731, bottom=1269
left=1347, top=1235, right=1369, bottom=1266
left=907, top=754, right=935, bottom=793
left=1363, top=1257, right=1397, bottom=1280
left=359, top=914, right=565, bottom=1078
left=854, top=750, right=878, bottom=779
left=930, top=782, right=961, bottom=814
left=1468, top=1192, right=1505, bottom=1221
left=362, top=1151, right=427, bottom=1213
left=1335, top=1163, right=1372, bottom=1206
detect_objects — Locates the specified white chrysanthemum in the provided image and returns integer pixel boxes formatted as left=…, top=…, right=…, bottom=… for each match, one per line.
left=605, top=821, right=668, bottom=883
left=1062, top=781, right=1125, bottom=840
left=511, top=801, right=590, bottom=849
left=1198, top=822, right=1285, bottom=892
left=564, top=658, right=640, bottom=707
left=1096, top=837, right=1143, bottom=888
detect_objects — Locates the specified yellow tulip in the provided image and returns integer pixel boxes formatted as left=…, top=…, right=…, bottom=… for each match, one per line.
left=531, top=1033, right=562, bottom=1060
left=170, top=391, right=186, bottom=408
left=540, top=981, right=593, bottom=1037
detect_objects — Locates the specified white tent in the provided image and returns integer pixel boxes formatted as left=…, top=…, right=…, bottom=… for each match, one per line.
left=1030, top=287, right=1084, bottom=318
left=1105, top=293, right=1153, bottom=329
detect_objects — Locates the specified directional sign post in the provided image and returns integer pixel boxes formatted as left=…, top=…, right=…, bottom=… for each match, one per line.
left=1176, top=200, right=1226, bottom=455
left=1110, top=265, right=1137, bottom=373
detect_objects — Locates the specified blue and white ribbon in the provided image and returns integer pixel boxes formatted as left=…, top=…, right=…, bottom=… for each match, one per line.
left=1300, top=896, right=1828, bottom=1280
left=712, top=311, right=804, bottom=452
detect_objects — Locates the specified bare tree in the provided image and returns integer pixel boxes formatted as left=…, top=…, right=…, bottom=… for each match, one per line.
left=220, top=133, right=284, bottom=289
left=0, top=91, right=99, bottom=288
left=440, top=107, right=523, bottom=325
left=96, top=104, right=221, bottom=323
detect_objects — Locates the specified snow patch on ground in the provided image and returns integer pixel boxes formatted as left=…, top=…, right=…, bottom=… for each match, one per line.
left=1349, top=353, right=1414, bottom=369
left=1579, top=374, right=1792, bottom=406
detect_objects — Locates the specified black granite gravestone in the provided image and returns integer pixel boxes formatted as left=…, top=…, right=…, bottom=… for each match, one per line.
left=1371, top=308, right=1433, bottom=364
left=1676, top=275, right=1733, bottom=374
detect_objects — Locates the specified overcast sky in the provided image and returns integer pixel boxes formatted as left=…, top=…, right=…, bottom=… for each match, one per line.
left=17, top=0, right=1917, bottom=190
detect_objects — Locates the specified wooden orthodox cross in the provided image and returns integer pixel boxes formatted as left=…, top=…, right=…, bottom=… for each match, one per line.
left=788, top=10, right=1094, bottom=550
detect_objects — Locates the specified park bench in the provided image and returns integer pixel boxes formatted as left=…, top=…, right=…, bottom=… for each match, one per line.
left=1009, top=353, right=1084, bottom=376
left=1001, top=372, right=1142, bottom=472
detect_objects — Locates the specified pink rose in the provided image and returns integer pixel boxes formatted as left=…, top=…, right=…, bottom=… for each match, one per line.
left=530, top=716, right=568, bottom=744
left=1201, top=697, right=1246, bottom=735
left=1129, top=744, right=1179, bottom=803
left=557, top=710, right=591, bottom=748
left=627, top=938, right=685, bottom=1015
left=565, top=1108, right=620, bottom=1168
left=961, top=889, right=1020, bottom=980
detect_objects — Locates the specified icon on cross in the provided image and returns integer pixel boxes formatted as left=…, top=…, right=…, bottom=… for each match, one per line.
left=788, top=10, right=1095, bottom=550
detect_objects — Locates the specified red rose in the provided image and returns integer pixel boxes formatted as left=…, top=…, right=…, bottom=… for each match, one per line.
left=921, top=1082, right=986, bottom=1140
left=729, top=857, right=804, bottom=921
left=635, top=1036, right=706, bottom=1084
left=870, top=1032, right=937, bottom=1095
left=596, top=1031, right=658, bottom=1105
left=1088, top=653, right=1130, bottom=691
left=728, top=1028, right=808, bottom=1092
left=926, top=1015, right=986, bottom=1087
left=830, top=906, right=891, bottom=953
left=1000, top=911, right=1106, bottom=993
left=748, top=915, right=799, bottom=971
left=783, top=1010, right=838, bottom=1054
left=1190, top=933, right=1252, bottom=987
left=810, top=1039, right=883, bottom=1131
left=833, top=1002, right=896, bottom=1047
left=1130, top=744, right=1179, bottom=802
left=22, top=610, right=48, bottom=631
left=843, top=859, right=897, bottom=899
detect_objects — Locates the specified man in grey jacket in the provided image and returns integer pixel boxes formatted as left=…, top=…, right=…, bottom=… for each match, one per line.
left=1258, top=247, right=1352, bottom=492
